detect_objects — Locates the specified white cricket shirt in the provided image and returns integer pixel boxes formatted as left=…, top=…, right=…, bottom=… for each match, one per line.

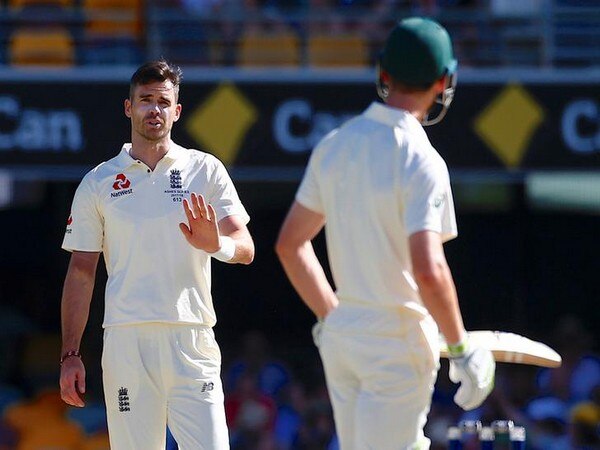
left=297, top=102, right=457, bottom=316
left=62, top=143, right=249, bottom=327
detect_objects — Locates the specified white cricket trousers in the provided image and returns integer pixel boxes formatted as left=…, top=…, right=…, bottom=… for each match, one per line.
left=102, top=323, right=230, bottom=450
left=319, top=308, right=440, bottom=450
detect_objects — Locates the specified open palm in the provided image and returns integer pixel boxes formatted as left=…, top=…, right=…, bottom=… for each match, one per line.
left=179, top=193, right=220, bottom=252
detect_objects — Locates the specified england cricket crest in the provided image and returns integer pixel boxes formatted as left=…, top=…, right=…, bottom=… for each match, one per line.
left=165, top=169, right=189, bottom=202
left=118, top=387, right=131, bottom=412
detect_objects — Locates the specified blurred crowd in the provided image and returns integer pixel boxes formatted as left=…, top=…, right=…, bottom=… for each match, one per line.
left=0, top=314, right=598, bottom=449
left=2, top=0, right=595, bottom=67
left=161, top=0, right=537, bottom=67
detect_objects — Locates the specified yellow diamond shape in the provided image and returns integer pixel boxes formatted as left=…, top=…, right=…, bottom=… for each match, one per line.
left=186, top=83, right=257, bottom=165
left=474, top=84, right=544, bottom=168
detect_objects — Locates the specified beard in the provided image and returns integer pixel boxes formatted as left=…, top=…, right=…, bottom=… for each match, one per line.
left=135, top=120, right=171, bottom=142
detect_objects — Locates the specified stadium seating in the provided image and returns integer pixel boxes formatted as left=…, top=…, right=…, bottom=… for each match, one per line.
left=0, top=384, right=23, bottom=416
left=17, top=419, right=84, bottom=450
left=9, top=0, right=73, bottom=8
left=67, top=401, right=108, bottom=435
left=83, top=0, right=141, bottom=37
left=79, top=431, right=110, bottom=450
left=237, top=29, right=300, bottom=67
left=4, top=389, right=84, bottom=450
left=4, top=389, right=65, bottom=430
left=18, top=333, right=62, bottom=390
left=8, top=27, right=75, bottom=66
left=0, top=1, right=597, bottom=67
left=306, top=33, right=369, bottom=67
left=153, top=15, right=212, bottom=65
left=82, top=0, right=141, bottom=64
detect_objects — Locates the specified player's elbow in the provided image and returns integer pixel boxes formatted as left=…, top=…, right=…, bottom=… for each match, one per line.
left=274, top=238, right=289, bottom=262
left=238, top=252, right=254, bottom=265
left=245, top=246, right=255, bottom=265
left=413, top=261, right=448, bottom=289
left=239, top=241, right=255, bottom=265
left=274, top=235, right=297, bottom=263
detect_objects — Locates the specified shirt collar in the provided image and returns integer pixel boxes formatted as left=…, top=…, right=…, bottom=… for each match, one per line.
left=163, top=142, right=188, bottom=161
left=115, top=142, right=188, bottom=168
left=115, top=144, right=136, bottom=168
left=362, top=102, right=427, bottom=138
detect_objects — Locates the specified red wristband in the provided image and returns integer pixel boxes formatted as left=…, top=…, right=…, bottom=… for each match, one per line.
left=60, top=350, right=81, bottom=365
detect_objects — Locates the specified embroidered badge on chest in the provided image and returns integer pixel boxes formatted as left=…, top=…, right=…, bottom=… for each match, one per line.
left=164, top=169, right=189, bottom=203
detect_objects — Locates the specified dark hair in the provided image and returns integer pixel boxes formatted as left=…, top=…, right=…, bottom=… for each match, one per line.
left=129, top=60, right=182, bottom=100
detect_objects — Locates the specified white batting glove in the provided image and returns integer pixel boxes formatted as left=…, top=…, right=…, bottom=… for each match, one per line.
left=312, top=319, right=324, bottom=347
left=448, top=338, right=495, bottom=411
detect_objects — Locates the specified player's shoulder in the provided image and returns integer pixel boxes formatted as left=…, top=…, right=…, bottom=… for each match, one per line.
left=317, top=108, right=405, bottom=156
left=403, top=136, right=449, bottom=179
left=330, top=113, right=373, bottom=138
left=180, top=147, right=226, bottom=172
left=312, top=114, right=364, bottom=154
left=404, top=128, right=444, bottom=162
left=81, top=153, right=122, bottom=185
left=70, top=158, right=118, bottom=199
left=184, top=147, right=220, bottom=163
left=413, top=142, right=446, bottom=165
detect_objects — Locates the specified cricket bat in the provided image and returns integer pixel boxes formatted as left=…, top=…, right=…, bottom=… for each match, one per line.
left=439, top=331, right=562, bottom=368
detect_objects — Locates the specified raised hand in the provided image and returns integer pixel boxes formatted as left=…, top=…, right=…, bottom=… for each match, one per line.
left=179, top=193, right=220, bottom=252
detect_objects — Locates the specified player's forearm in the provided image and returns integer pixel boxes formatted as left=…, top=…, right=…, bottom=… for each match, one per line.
left=414, top=262, right=465, bottom=345
left=224, top=229, right=255, bottom=265
left=276, top=241, right=338, bottom=319
left=61, top=261, right=97, bottom=353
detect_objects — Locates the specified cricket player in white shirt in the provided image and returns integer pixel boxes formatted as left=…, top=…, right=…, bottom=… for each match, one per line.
left=59, top=60, right=254, bottom=450
left=276, top=18, right=495, bottom=449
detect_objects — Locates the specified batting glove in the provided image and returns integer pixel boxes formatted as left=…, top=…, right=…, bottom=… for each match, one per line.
left=448, top=339, right=495, bottom=410
left=312, top=319, right=324, bottom=347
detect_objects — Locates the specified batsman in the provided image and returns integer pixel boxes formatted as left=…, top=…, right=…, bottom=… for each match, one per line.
left=276, top=17, right=495, bottom=449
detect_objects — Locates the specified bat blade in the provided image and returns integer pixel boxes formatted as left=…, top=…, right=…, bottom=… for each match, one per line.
left=439, top=330, right=562, bottom=368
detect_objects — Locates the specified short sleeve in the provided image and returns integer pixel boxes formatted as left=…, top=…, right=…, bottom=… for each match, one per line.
left=403, top=158, right=457, bottom=242
left=62, top=174, right=104, bottom=252
left=295, top=149, right=324, bottom=214
left=209, top=159, right=250, bottom=224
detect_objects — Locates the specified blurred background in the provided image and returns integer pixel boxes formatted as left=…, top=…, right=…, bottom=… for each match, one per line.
left=0, top=0, right=599, bottom=449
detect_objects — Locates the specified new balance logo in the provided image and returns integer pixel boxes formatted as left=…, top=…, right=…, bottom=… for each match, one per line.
left=118, top=387, right=130, bottom=412
left=201, top=382, right=214, bottom=393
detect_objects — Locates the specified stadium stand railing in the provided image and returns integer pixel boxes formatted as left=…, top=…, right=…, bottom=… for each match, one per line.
left=0, top=1, right=597, bottom=68
left=0, top=0, right=600, bottom=67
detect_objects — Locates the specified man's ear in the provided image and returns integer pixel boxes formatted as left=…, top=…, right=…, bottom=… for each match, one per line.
left=434, top=76, right=446, bottom=94
left=173, top=104, right=182, bottom=122
left=376, top=69, right=392, bottom=100
left=380, top=70, right=392, bottom=87
left=124, top=99, right=132, bottom=118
